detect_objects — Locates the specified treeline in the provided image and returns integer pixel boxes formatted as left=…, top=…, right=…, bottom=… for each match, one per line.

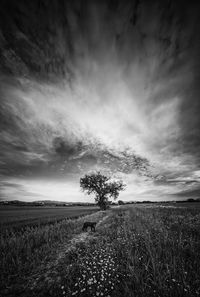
left=117, top=198, right=200, bottom=205
left=0, top=200, right=96, bottom=207
left=1, top=198, right=199, bottom=207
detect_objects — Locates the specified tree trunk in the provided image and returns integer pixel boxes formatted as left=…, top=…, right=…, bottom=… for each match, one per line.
left=98, top=195, right=108, bottom=210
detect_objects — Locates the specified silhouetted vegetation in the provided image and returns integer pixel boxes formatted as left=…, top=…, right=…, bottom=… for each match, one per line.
left=80, top=172, right=125, bottom=210
left=118, top=200, right=125, bottom=205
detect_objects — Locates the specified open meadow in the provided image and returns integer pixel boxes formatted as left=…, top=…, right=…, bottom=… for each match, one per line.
left=1, top=204, right=200, bottom=297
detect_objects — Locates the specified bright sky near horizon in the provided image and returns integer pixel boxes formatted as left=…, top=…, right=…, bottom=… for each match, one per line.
left=1, top=1, right=200, bottom=202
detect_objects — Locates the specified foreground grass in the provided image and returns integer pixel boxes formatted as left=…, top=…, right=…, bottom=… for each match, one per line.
left=1, top=205, right=200, bottom=296
left=0, top=211, right=104, bottom=296
left=52, top=206, right=200, bottom=297
left=117, top=206, right=200, bottom=297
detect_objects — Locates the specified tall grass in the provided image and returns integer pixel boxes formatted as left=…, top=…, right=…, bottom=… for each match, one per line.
left=1, top=206, right=200, bottom=297
left=43, top=206, right=200, bottom=297
left=58, top=207, right=200, bottom=297
left=0, top=211, right=103, bottom=296
left=112, top=207, right=200, bottom=297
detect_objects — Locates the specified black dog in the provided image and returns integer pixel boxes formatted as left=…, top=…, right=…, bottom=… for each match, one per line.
left=82, top=222, right=97, bottom=232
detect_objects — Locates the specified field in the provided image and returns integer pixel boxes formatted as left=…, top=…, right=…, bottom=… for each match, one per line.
left=0, top=206, right=98, bottom=229
left=1, top=204, right=200, bottom=297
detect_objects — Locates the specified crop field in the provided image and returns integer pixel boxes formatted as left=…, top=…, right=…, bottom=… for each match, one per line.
left=0, top=206, right=98, bottom=230
left=1, top=204, right=200, bottom=297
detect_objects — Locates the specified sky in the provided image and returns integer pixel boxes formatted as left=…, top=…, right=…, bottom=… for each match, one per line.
left=0, top=0, right=200, bottom=202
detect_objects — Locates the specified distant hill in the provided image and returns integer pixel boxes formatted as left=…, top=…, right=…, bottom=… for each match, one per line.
left=1, top=198, right=199, bottom=207
left=0, top=200, right=96, bottom=207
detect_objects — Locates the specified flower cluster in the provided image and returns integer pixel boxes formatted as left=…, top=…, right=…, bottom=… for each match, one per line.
left=62, top=245, right=120, bottom=297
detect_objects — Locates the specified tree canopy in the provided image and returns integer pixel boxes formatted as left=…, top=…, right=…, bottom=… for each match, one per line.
left=80, top=172, right=126, bottom=210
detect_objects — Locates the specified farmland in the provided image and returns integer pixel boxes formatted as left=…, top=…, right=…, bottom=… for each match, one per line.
left=0, top=205, right=98, bottom=230
left=1, top=204, right=200, bottom=297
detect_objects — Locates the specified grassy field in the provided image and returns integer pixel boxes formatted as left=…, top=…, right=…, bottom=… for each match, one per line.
left=0, top=206, right=98, bottom=230
left=1, top=204, right=200, bottom=297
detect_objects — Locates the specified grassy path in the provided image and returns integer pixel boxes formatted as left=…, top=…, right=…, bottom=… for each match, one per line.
left=26, top=212, right=110, bottom=293
left=0, top=210, right=107, bottom=296
left=23, top=208, right=129, bottom=297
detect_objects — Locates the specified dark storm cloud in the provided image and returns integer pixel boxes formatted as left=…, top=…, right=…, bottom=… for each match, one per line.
left=0, top=0, right=200, bottom=200
left=53, top=137, right=83, bottom=158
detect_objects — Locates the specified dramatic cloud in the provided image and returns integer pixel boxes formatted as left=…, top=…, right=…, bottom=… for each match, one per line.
left=0, top=0, right=200, bottom=201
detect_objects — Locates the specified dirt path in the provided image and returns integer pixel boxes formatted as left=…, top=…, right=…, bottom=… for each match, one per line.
left=55, top=214, right=109, bottom=263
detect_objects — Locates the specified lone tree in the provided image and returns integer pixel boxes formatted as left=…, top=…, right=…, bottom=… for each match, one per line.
left=80, top=171, right=126, bottom=210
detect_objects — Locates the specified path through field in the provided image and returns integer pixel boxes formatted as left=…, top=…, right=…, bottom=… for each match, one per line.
left=27, top=211, right=110, bottom=293
left=3, top=205, right=200, bottom=297
left=52, top=214, right=110, bottom=265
